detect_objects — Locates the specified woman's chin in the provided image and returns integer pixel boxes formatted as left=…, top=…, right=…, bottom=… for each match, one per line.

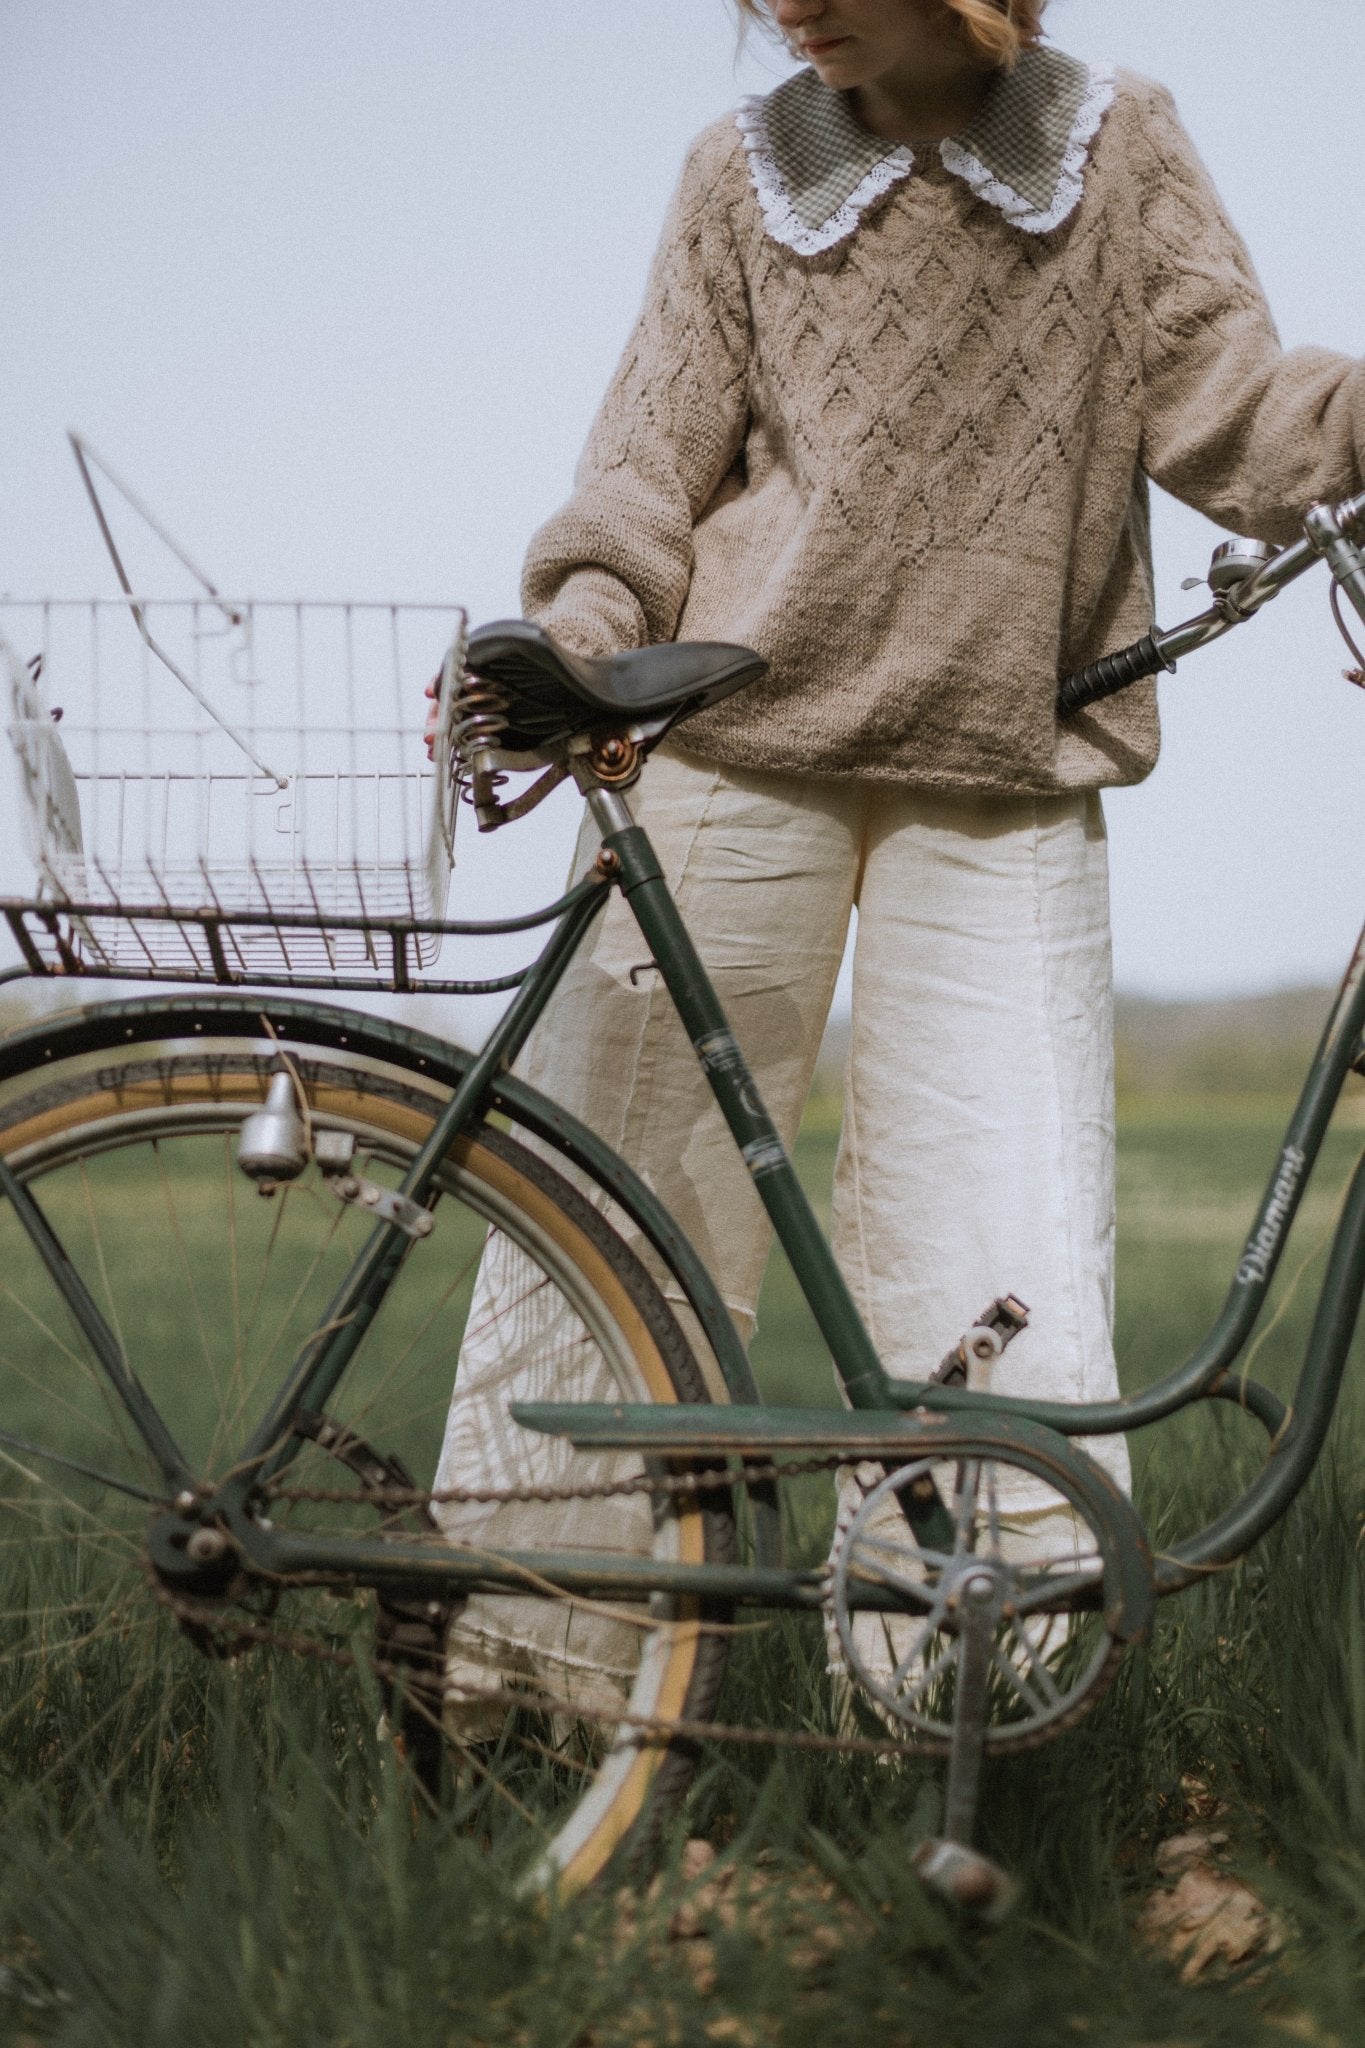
left=804, top=53, right=867, bottom=89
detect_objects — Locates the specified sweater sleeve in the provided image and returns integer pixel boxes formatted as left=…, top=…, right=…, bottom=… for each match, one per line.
left=520, top=122, right=752, bottom=657
left=1137, top=81, right=1365, bottom=542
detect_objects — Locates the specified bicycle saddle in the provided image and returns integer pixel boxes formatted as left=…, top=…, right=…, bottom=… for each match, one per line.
left=464, top=620, right=767, bottom=753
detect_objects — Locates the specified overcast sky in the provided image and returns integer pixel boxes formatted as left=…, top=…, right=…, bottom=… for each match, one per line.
left=4, top=1, right=1365, bottom=1029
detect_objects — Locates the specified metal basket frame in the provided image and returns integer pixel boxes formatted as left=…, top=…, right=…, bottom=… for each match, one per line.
left=0, top=593, right=498, bottom=992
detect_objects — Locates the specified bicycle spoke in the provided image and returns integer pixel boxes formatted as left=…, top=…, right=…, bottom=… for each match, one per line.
left=888, top=1572, right=961, bottom=1687
left=1013, top=1560, right=1103, bottom=1616
left=951, top=1459, right=981, bottom=1553
left=11, top=1665, right=165, bottom=1811
left=224, top=1132, right=243, bottom=1395
left=242, top=1184, right=349, bottom=1387
left=887, top=1600, right=949, bottom=1692
left=846, top=1552, right=936, bottom=1605
left=0, top=1442, right=152, bottom=1545
left=78, top=1156, right=128, bottom=1361
left=0, top=1596, right=138, bottom=1624
left=0, top=1515, right=141, bottom=1557
left=852, top=1529, right=953, bottom=1571
left=0, top=1281, right=92, bottom=1375
left=897, top=1635, right=958, bottom=1713
left=461, top=1264, right=562, bottom=1355
left=330, top=1239, right=484, bottom=1441
left=0, top=1428, right=170, bottom=1505
left=239, top=1188, right=292, bottom=1369
left=65, top=1169, right=171, bottom=1482
left=0, top=1607, right=151, bottom=1675
left=1011, top=1619, right=1070, bottom=1701
left=0, top=1333, right=145, bottom=1474
left=211, top=1186, right=350, bottom=1470
left=154, top=1138, right=222, bottom=1408
left=984, top=1461, right=1003, bottom=1558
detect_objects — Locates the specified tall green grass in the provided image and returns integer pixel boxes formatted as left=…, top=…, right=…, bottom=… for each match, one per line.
left=1, top=1088, right=1364, bottom=2044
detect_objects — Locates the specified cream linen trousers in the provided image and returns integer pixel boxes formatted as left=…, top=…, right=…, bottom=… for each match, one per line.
left=435, top=745, right=1132, bottom=1729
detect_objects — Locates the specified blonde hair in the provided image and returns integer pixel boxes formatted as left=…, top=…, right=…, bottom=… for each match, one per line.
left=732, top=1, right=1046, bottom=70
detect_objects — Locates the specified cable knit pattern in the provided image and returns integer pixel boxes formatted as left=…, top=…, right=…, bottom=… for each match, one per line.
left=524, top=71, right=1365, bottom=794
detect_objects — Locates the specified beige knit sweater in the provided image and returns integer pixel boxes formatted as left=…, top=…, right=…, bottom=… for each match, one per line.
left=523, top=57, right=1365, bottom=794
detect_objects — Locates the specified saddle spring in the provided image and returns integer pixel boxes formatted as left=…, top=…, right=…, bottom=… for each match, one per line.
left=450, top=674, right=511, bottom=817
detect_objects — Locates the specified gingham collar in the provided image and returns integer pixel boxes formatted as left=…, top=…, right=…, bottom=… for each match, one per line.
left=736, top=46, right=1116, bottom=257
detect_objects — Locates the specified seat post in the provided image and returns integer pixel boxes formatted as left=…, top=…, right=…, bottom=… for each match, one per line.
left=584, top=783, right=637, bottom=839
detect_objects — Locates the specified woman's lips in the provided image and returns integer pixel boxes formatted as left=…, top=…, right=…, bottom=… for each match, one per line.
left=803, top=35, right=851, bottom=55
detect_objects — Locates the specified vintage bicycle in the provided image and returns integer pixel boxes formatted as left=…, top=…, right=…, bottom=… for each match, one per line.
left=3, top=447, right=1365, bottom=1917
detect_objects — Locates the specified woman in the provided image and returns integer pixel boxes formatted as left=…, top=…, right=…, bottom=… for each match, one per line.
left=434, top=0, right=1365, bottom=1730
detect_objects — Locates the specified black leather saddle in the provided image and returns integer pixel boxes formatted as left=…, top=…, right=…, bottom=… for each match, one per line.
left=465, top=620, right=767, bottom=753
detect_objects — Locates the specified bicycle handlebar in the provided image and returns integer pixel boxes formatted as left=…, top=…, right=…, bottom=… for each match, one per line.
left=1056, top=486, right=1365, bottom=716
left=1056, top=634, right=1172, bottom=716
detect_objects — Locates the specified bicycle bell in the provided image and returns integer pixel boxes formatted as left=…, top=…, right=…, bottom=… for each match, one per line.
left=1208, top=537, right=1277, bottom=592
left=236, top=1063, right=309, bottom=1182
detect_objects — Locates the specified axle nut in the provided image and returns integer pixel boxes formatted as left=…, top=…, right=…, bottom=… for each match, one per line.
left=590, top=733, right=641, bottom=784
left=186, top=1526, right=229, bottom=1564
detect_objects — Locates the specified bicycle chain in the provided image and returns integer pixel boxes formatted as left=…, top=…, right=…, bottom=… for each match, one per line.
left=148, top=1451, right=937, bottom=1764
left=155, top=1453, right=1109, bottom=1763
left=264, top=1451, right=847, bottom=1510
left=140, top=1559, right=937, bottom=1764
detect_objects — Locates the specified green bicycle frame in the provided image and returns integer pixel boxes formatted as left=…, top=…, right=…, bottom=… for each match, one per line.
left=6, top=768, right=1365, bottom=1613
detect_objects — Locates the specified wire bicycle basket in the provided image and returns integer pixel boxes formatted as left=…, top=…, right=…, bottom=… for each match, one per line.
left=1, top=593, right=466, bottom=987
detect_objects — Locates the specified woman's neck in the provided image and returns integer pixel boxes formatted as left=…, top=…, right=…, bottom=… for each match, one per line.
left=851, top=53, right=996, bottom=148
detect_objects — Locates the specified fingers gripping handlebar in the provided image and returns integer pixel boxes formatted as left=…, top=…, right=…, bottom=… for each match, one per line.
left=1055, top=488, right=1365, bottom=717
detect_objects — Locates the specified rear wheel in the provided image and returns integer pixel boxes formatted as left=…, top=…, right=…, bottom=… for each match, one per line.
left=0, top=1024, right=733, bottom=1891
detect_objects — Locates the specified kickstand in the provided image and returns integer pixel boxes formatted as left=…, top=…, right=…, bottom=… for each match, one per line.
left=913, top=1568, right=1019, bottom=1923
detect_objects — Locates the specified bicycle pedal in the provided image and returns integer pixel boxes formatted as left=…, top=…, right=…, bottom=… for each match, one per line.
left=913, top=1838, right=1019, bottom=1923
left=931, top=1294, right=1030, bottom=1387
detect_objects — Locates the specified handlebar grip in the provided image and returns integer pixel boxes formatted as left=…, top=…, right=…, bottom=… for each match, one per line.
left=1057, top=634, right=1170, bottom=717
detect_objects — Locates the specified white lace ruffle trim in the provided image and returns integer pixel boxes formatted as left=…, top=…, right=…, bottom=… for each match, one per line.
left=939, top=61, right=1116, bottom=236
left=737, top=60, right=1116, bottom=255
left=735, top=100, right=914, bottom=258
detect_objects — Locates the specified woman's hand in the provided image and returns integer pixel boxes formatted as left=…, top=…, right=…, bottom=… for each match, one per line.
left=423, top=673, right=441, bottom=762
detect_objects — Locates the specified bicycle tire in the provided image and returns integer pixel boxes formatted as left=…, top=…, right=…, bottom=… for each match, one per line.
left=0, top=1020, right=734, bottom=1893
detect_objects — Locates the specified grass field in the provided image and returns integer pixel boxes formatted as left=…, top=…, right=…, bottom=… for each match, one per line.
left=1, top=1074, right=1364, bottom=2045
